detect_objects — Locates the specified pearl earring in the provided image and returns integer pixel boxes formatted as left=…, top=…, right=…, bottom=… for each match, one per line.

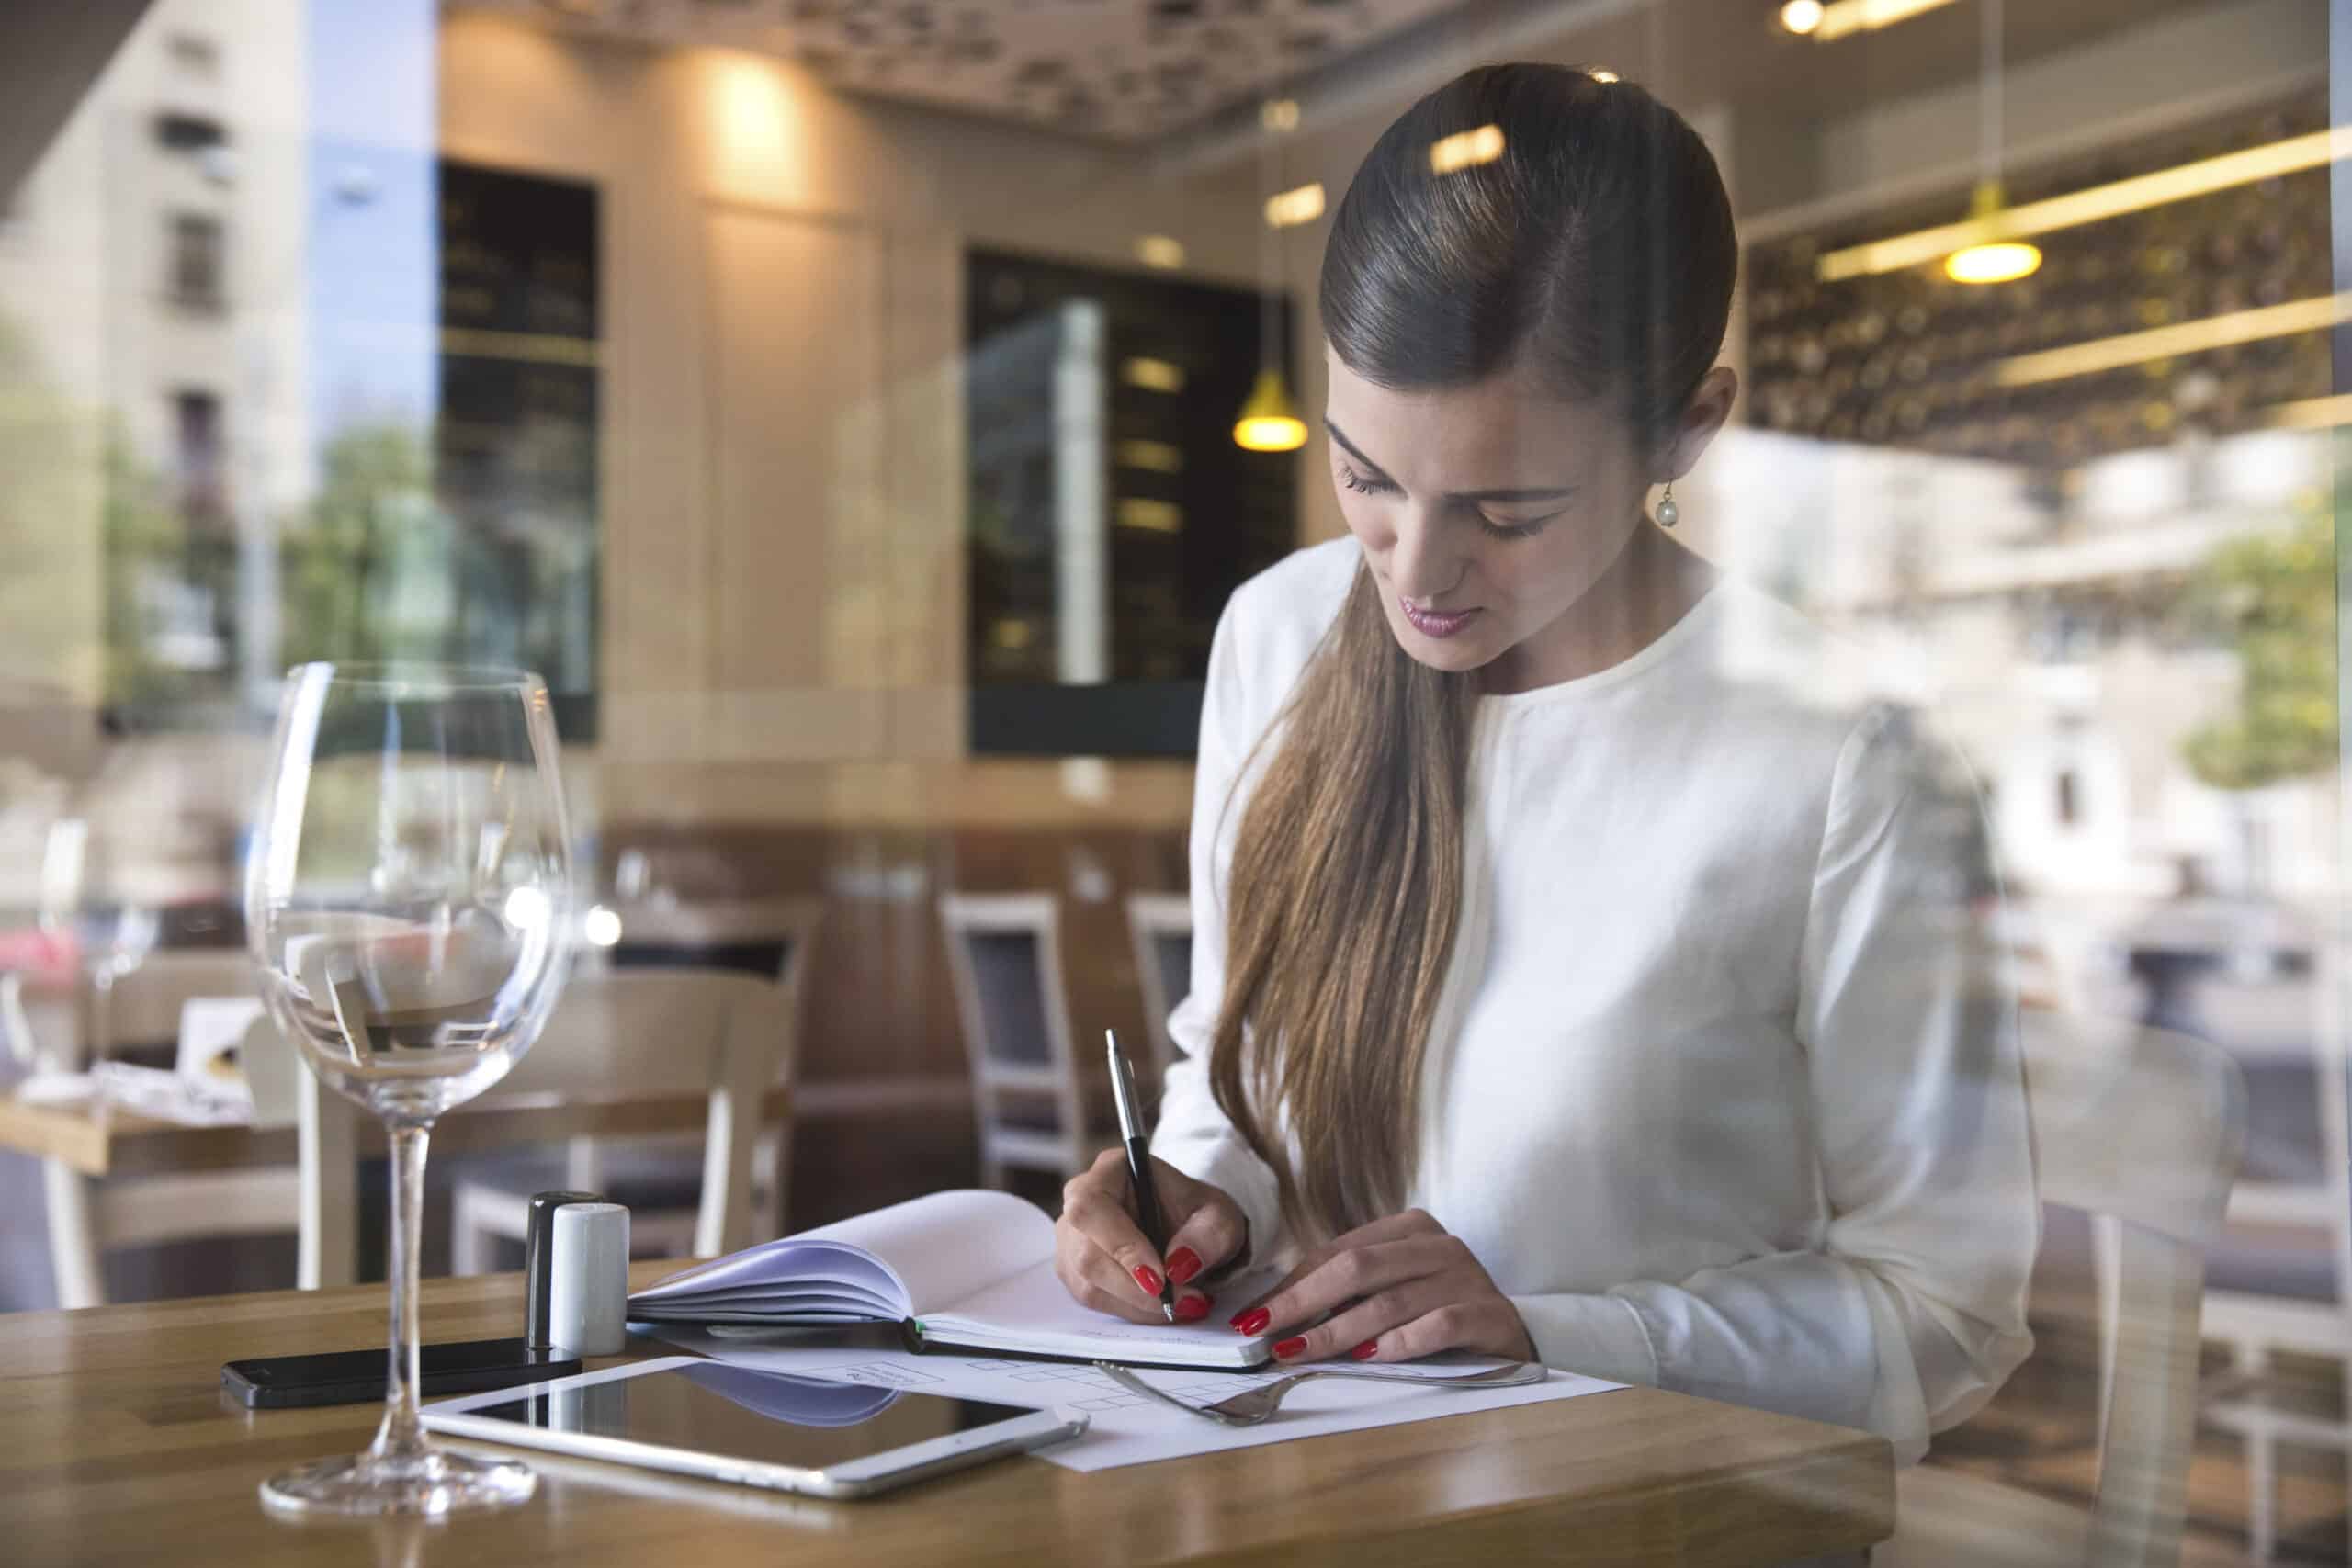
left=1655, top=481, right=1679, bottom=528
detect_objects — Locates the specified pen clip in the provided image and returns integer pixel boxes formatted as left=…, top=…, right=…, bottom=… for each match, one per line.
left=1105, top=1029, right=1143, bottom=1139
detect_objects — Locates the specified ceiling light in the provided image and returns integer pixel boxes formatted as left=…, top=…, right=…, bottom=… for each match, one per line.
left=1264, top=182, right=1325, bottom=229
left=1588, top=68, right=1620, bottom=84
left=1778, top=0, right=1825, bottom=35
left=1430, top=125, right=1504, bottom=175
left=1810, top=0, right=1959, bottom=43
left=1992, top=292, right=2352, bottom=388
left=1940, top=181, right=2039, bottom=284
left=1135, top=234, right=1186, bottom=269
left=1943, top=240, right=2041, bottom=284
left=1823, top=127, right=2352, bottom=282
left=1260, top=98, right=1299, bottom=133
left=1233, top=367, right=1308, bottom=452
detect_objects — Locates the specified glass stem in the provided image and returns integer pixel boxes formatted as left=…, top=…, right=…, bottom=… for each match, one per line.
left=370, top=1121, right=434, bottom=1465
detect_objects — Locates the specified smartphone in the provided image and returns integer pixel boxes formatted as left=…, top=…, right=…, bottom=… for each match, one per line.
left=222, top=1338, right=582, bottom=1409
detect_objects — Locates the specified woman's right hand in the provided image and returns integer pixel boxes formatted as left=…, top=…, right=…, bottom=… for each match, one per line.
left=1055, top=1148, right=1248, bottom=1325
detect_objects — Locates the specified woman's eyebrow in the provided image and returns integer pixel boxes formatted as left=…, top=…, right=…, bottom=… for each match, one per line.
left=1324, top=419, right=1389, bottom=476
left=1324, top=418, right=1577, bottom=503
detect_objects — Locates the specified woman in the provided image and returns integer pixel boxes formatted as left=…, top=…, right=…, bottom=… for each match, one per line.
left=1054, top=62, right=2035, bottom=1464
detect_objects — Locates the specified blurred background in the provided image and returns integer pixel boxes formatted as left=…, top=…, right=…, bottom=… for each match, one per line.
left=0, top=0, right=2344, bottom=1559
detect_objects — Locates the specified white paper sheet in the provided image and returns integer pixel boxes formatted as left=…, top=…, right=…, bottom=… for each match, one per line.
left=644, top=1325, right=1624, bottom=1472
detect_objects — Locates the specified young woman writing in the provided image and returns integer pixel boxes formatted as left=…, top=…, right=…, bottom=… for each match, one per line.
left=1052, top=63, right=2035, bottom=1466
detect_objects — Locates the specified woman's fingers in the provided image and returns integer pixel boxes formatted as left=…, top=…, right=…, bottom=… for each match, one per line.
left=1061, top=1153, right=1174, bottom=1305
left=1263, top=1274, right=1460, bottom=1363
left=1159, top=1180, right=1246, bottom=1287
left=1236, top=1208, right=1445, bottom=1317
left=1054, top=1148, right=1220, bottom=1322
left=1240, top=1235, right=1464, bottom=1338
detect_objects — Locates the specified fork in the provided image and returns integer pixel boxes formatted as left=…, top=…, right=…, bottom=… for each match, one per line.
left=1091, top=1359, right=1544, bottom=1427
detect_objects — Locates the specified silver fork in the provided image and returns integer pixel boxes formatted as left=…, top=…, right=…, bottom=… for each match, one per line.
left=1091, top=1360, right=1544, bottom=1427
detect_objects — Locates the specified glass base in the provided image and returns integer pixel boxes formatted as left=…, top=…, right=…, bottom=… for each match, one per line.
left=260, top=1445, right=536, bottom=1517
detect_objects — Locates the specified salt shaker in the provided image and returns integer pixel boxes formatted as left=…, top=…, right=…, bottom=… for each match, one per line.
left=548, top=1201, right=631, bottom=1357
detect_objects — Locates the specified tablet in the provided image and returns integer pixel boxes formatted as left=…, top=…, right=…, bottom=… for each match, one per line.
left=422, top=1356, right=1086, bottom=1499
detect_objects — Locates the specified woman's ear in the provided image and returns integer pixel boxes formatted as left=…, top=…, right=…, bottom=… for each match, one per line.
left=1659, top=366, right=1738, bottom=483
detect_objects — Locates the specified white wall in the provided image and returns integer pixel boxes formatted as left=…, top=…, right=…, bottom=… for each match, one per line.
left=438, top=17, right=1270, bottom=827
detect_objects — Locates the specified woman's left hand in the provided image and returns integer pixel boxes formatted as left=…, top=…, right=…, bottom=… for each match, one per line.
left=1235, top=1208, right=1537, bottom=1364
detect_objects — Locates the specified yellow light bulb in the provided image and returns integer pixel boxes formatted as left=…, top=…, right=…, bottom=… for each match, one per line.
left=1780, top=0, right=1825, bottom=34
left=1234, top=367, right=1308, bottom=452
left=1945, top=241, right=2041, bottom=284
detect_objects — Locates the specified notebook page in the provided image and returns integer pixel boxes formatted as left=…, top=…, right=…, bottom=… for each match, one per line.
left=629, top=1190, right=1053, bottom=1319
left=824, top=1190, right=1056, bottom=1314
left=924, top=1258, right=1290, bottom=1367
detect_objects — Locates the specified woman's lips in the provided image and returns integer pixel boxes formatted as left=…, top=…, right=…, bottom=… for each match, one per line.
left=1400, top=599, right=1478, bottom=638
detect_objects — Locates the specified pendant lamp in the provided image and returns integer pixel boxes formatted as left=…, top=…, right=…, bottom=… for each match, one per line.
left=1944, top=0, right=2039, bottom=286
left=1236, top=91, right=1308, bottom=452
left=1235, top=367, right=1307, bottom=451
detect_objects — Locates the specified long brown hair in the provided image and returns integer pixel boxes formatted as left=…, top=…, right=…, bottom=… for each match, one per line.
left=1207, top=64, right=1737, bottom=1239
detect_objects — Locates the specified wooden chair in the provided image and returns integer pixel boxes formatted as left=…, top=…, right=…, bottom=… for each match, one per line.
left=938, top=892, right=1101, bottom=1189
left=442, top=968, right=797, bottom=1275
left=29, top=951, right=299, bottom=1309
left=597, top=896, right=821, bottom=1243
left=451, top=901, right=820, bottom=1270
left=1879, top=1008, right=2246, bottom=1568
left=1124, top=892, right=1193, bottom=1093
left=2193, top=946, right=2352, bottom=1562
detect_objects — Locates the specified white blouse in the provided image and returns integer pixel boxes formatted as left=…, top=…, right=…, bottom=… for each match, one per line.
left=1154, top=538, right=2037, bottom=1463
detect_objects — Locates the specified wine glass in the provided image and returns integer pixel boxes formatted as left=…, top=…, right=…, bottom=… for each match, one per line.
left=245, top=663, right=575, bottom=1516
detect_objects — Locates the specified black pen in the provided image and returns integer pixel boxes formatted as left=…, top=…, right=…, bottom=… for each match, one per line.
left=1105, top=1029, right=1177, bottom=1323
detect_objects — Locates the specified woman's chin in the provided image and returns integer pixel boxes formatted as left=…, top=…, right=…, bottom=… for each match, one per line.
left=1390, top=623, right=1501, bottom=674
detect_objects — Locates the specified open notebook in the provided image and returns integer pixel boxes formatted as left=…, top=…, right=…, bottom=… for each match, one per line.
left=627, top=1190, right=1279, bottom=1370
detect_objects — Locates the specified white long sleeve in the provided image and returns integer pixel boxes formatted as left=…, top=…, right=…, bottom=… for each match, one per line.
left=1150, top=540, right=2038, bottom=1461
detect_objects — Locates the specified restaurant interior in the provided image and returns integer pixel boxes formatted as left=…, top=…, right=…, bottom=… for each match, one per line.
left=0, top=0, right=2345, bottom=1562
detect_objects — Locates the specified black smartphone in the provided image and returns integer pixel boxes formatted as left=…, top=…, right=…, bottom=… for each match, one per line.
left=222, top=1338, right=582, bottom=1409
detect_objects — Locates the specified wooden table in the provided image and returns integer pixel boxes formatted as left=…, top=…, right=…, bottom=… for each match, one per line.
left=0, top=1266, right=1894, bottom=1566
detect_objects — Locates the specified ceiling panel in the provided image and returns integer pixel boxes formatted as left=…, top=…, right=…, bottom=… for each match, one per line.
left=448, top=0, right=1485, bottom=141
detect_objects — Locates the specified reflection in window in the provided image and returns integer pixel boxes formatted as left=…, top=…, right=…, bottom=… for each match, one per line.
left=171, top=390, right=224, bottom=525
left=166, top=213, right=224, bottom=311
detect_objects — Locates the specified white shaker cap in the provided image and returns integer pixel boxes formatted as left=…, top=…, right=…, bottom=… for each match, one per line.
left=549, top=1201, right=630, bottom=1358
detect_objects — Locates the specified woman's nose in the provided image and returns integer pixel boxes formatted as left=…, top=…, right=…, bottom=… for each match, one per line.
left=1385, top=509, right=1464, bottom=605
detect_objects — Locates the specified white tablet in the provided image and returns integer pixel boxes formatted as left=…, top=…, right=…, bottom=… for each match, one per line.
left=423, top=1356, right=1086, bottom=1500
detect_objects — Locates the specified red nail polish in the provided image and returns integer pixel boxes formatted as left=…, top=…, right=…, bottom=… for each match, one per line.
left=1272, top=1337, right=1308, bottom=1360
left=1351, top=1340, right=1378, bottom=1360
left=1165, top=1247, right=1203, bottom=1285
left=1173, top=1294, right=1210, bottom=1323
left=1133, top=1265, right=1164, bottom=1296
left=1232, top=1306, right=1271, bottom=1337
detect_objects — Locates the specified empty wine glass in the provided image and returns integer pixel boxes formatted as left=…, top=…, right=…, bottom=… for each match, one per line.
left=245, top=664, right=575, bottom=1516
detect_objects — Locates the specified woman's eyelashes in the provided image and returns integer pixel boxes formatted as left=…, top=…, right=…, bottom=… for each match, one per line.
left=1336, top=463, right=1559, bottom=539
left=1477, top=513, right=1557, bottom=540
